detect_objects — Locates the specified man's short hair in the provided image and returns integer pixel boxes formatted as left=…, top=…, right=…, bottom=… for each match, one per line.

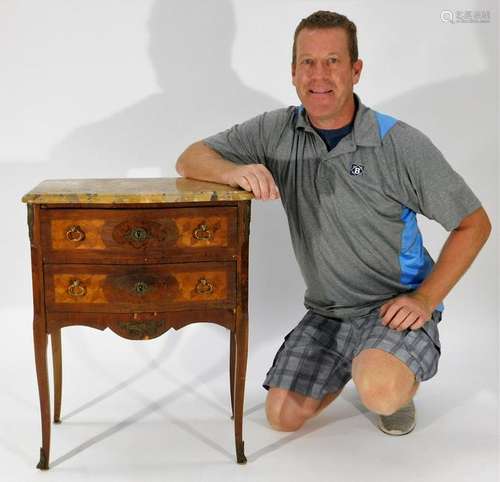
left=292, top=10, right=358, bottom=65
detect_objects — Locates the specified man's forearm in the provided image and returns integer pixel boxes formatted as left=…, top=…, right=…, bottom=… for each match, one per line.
left=176, top=141, right=237, bottom=185
left=414, top=223, right=491, bottom=312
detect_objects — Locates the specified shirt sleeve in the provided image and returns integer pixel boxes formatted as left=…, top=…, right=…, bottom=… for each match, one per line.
left=201, top=108, right=289, bottom=169
left=387, top=122, right=482, bottom=231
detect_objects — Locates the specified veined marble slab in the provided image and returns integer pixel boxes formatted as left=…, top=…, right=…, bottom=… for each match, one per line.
left=22, top=177, right=254, bottom=204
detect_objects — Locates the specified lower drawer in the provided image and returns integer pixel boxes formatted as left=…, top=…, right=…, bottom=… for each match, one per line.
left=44, top=262, right=236, bottom=312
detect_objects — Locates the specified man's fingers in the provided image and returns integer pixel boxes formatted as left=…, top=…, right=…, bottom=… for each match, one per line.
left=238, top=176, right=253, bottom=192
left=238, top=174, right=263, bottom=198
left=379, top=303, right=389, bottom=317
left=396, top=312, right=419, bottom=331
left=409, top=315, right=425, bottom=330
left=266, top=181, right=279, bottom=199
left=382, top=303, right=404, bottom=325
left=244, top=172, right=277, bottom=200
left=256, top=173, right=270, bottom=199
left=231, top=165, right=279, bottom=200
left=388, top=308, right=409, bottom=329
left=264, top=171, right=280, bottom=199
left=251, top=168, right=274, bottom=200
left=246, top=173, right=262, bottom=199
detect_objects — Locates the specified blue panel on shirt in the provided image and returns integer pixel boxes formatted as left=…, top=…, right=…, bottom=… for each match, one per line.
left=374, top=111, right=398, bottom=139
left=374, top=110, right=445, bottom=315
left=399, top=208, right=444, bottom=313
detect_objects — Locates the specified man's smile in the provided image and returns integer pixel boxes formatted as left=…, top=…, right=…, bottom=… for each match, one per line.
left=309, top=89, right=334, bottom=94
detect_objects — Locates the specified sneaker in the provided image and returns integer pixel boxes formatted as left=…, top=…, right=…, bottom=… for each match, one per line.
left=377, top=399, right=416, bottom=435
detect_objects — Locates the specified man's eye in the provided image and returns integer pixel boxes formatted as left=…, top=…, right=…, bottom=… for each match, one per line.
left=328, top=58, right=338, bottom=64
left=302, top=59, right=313, bottom=65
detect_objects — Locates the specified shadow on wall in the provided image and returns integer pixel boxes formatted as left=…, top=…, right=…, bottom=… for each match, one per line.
left=10, top=0, right=306, bottom=362
left=49, top=0, right=282, bottom=174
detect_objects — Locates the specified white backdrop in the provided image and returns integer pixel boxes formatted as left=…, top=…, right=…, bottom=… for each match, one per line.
left=0, top=1, right=498, bottom=480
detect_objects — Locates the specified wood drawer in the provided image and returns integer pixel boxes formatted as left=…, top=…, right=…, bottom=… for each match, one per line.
left=44, top=262, right=236, bottom=312
left=40, top=207, right=238, bottom=262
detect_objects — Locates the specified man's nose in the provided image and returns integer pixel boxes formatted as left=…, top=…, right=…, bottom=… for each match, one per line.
left=310, top=61, right=330, bottom=79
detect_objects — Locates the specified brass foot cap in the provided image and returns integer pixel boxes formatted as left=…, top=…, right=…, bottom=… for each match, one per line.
left=36, top=448, right=49, bottom=470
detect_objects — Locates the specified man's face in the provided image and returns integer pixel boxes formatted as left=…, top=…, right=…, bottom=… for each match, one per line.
left=292, top=27, right=363, bottom=128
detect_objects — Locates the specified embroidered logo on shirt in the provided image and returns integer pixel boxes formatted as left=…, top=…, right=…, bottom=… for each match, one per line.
left=350, top=164, right=365, bottom=176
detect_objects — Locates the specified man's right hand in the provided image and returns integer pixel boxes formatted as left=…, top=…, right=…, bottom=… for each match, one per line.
left=223, top=164, right=280, bottom=201
left=176, top=141, right=280, bottom=200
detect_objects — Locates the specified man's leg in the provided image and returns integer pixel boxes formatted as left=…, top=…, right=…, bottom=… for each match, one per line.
left=265, top=386, right=344, bottom=432
left=352, top=348, right=419, bottom=416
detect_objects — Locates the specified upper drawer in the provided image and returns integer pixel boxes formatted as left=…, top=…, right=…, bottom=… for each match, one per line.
left=40, top=207, right=238, bottom=262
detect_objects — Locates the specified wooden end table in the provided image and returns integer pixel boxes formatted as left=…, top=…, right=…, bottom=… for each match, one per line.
left=22, top=177, right=253, bottom=469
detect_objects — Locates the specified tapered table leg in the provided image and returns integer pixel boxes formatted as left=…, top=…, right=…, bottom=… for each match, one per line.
left=233, top=322, right=248, bottom=464
left=34, top=319, right=50, bottom=470
left=229, top=329, right=235, bottom=420
left=51, top=329, right=62, bottom=424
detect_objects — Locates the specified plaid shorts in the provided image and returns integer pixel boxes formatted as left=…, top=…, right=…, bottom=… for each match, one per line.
left=262, top=307, right=442, bottom=400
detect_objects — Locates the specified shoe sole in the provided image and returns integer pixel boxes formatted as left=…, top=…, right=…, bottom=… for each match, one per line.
left=377, top=419, right=416, bottom=436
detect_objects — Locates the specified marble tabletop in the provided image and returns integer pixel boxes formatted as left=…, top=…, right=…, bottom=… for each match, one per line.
left=22, top=177, right=254, bottom=204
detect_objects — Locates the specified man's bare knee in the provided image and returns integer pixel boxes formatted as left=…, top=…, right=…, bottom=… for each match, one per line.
left=265, top=388, right=309, bottom=431
left=267, top=413, right=306, bottom=432
left=265, top=387, right=339, bottom=431
left=266, top=402, right=307, bottom=432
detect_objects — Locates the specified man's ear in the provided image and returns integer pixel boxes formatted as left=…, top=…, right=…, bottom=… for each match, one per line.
left=352, top=58, right=363, bottom=85
left=291, top=62, right=296, bottom=86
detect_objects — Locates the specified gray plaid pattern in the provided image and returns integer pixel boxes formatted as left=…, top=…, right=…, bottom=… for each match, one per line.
left=263, top=308, right=442, bottom=400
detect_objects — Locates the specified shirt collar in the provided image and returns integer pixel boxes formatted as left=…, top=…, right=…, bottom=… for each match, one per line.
left=294, top=93, right=381, bottom=147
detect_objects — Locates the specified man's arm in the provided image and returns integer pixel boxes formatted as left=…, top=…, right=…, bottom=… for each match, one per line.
left=413, top=206, right=492, bottom=312
left=380, top=206, right=492, bottom=330
left=176, top=140, right=280, bottom=200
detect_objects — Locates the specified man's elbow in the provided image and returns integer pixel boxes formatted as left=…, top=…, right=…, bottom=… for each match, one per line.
left=483, top=221, right=492, bottom=242
left=482, top=214, right=493, bottom=238
left=455, top=207, right=492, bottom=239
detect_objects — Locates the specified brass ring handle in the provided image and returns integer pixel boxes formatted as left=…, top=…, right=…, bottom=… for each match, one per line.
left=195, top=277, right=214, bottom=295
left=134, top=281, right=149, bottom=295
left=66, top=225, right=85, bottom=242
left=67, top=279, right=86, bottom=297
left=193, top=223, right=213, bottom=241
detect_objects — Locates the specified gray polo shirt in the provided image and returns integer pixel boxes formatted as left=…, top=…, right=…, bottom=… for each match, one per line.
left=202, top=94, right=482, bottom=320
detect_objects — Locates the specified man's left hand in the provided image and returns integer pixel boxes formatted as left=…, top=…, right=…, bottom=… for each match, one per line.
left=379, top=292, right=433, bottom=331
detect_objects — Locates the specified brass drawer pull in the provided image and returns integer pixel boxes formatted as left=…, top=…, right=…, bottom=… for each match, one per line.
left=193, top=223, right=213, bottom=241
left=134, top=281, right=149, bottom=295
left=118, top=320, right=165, bottom=339
left=66, top=225, right=85, bottom=242
left=67, top=279, right=86, bottom=297
left=196, top=277, right=214, bottom=295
